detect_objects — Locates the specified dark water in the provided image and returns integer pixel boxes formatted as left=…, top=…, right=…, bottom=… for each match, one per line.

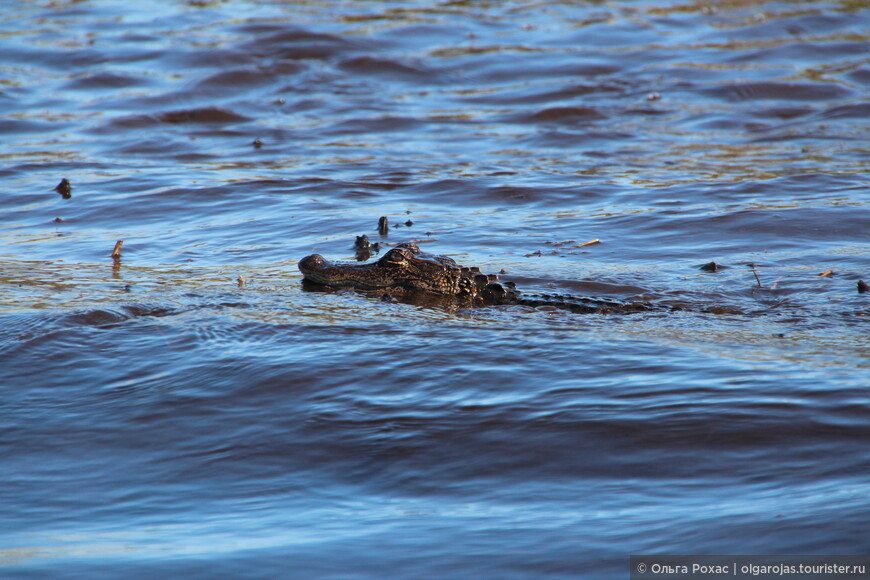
left=1, top=0, right=869, bottom=577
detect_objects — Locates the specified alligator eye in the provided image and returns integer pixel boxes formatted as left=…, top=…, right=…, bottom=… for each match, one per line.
left=382, top=249, right=407, bottom=265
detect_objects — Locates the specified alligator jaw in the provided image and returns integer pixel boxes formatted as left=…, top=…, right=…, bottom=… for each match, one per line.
left=298, top=243, right=466, bottom=295
left=298, top=254, right=389, bottom=290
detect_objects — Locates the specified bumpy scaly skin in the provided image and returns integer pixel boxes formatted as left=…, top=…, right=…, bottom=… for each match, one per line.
left=299, top=243, right=513, bottom=302
left=298, top=242, right=650, bottom=314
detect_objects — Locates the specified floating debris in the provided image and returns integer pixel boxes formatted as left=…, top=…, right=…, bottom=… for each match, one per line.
left=354, top=234, right=370, bottom=249
left=355, top=234, right=374, bottom=261
left=859, top=280, right=868, bottom=294
left=111, top=240, right=124, bottom=259
left=574, top=238, right=600, bottom=248
left=237, top=275, right=246, bottom=288
left=54, top=217, right=64, bottom=223
left=817, top=269, right=835, bottom=277
left=378, top=216, right=389, bottom=236
left=404, top=219, right=414, bottom=227
left=55, top=178, right=72, bottom=199
left=252, top=138, right=263, bottom=149
left=699, top=261, right=719, bottom=272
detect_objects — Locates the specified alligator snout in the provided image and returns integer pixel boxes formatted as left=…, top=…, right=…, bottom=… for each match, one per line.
left=298, top=253, right=328, bottom=272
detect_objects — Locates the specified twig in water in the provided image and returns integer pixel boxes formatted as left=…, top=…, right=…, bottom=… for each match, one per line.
left=111, top=240, right=124, bottom=259
left=574, top=238, right=600, bottom=248
left=751, top=268, right=762, bottom=288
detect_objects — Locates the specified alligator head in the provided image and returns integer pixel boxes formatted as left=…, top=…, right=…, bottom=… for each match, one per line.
left=299, top=242, right=654, bottom=314
left=298, top=242, right=518, bottom=304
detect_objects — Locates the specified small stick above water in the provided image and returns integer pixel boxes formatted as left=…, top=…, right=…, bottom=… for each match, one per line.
left=111, top=240, right=124, bottom=259
left=574, top=238, right=600, bottom=248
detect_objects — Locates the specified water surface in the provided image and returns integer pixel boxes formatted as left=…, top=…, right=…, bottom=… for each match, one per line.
left=1, top=0, right=868, bottom=578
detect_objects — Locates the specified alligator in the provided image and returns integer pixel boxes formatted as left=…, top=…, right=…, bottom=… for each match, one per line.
left=298, top=242, right=653, bottom=314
